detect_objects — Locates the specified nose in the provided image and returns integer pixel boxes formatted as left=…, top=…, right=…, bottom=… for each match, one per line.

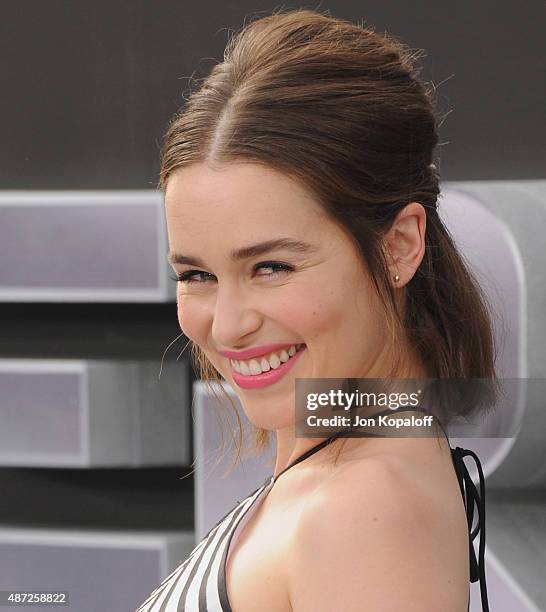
left=210, top=283, right=262, bottom=350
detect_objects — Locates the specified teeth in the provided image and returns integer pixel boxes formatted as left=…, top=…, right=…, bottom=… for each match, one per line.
left=269, top=353, right=281, bottom=369
left=240, top=361, right=250, bottom=376
left=231, top=344, right=303, bottom=376
left=249, top=360, right=262, bottom=375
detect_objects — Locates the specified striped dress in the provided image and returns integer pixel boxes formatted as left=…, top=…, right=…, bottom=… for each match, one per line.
left=134, top=475, right=274, bottom=612
left=135, top=430, right=489, bottom=612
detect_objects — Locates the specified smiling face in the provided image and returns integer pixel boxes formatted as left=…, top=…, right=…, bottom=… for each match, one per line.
left=165, top=161, right=393, bottom=431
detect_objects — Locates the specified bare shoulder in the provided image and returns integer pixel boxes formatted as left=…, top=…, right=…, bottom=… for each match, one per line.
left=286, top=446, right=469, bottom=612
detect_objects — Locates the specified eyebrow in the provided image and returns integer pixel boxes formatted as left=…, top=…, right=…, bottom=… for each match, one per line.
left=168, top=237, right=317, bottom=267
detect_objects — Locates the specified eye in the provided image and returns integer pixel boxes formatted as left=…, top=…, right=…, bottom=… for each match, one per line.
left=168, top=261, right=293, bottom=284
left=254, top=261, right=294, bottom=277
left=169, top=270, right=214, bottom=284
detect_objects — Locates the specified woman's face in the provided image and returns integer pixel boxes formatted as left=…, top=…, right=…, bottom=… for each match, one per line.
left=165, top=161, right=391, bottom=431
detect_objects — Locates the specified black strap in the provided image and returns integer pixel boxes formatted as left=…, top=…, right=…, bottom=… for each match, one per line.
left=274, top=406, right=433, bottom=483
left=272, top=430, right=344, bottom=483
left=450, top=446, right=489, bottom=612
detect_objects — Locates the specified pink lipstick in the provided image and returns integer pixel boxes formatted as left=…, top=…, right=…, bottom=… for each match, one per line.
left=219, top=343, right=297, bottom=361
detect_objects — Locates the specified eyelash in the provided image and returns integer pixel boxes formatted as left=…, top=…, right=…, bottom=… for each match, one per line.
left=169, top=261, right=294, bottom=284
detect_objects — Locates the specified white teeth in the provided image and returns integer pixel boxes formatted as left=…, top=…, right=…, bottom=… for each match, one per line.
left=240, top=361, right=250, bottom=375
left=248, top=359, right=262, bottom=375
left=231, top=343, right=303, bottom=375
left=269, top=353, right=281, bottom=369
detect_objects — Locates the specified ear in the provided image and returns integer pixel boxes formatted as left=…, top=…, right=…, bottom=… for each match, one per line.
left=383, top=202, right=427, bottom=287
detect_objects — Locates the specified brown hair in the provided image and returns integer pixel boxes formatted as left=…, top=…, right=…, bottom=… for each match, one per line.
left=159, top=8, right=499, bottom=472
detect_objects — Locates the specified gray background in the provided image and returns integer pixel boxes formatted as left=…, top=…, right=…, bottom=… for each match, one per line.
left=1, top=0, right=544, bottom=190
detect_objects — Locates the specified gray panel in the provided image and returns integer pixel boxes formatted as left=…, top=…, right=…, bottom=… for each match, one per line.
left=444, top=181, right=546, bottom=489
left=0, top=358, right=190, bottom=467
left=0, top=371, right=81, bottom=457
left=0, top=528, right=194, bottom=612
left=0, top=191, right=175, bottom=302
left=1, top=206, right=157, bottom=287
left=485, top=494, right=546, bottom=611
left=0, top=544, right=159, bottom=611
left=469, top=548, right=541, bottom=612
left=133, top=360, right=192, bottom=466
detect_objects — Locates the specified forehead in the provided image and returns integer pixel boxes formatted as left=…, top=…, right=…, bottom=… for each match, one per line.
left=164, top=161, right=325, bottom=230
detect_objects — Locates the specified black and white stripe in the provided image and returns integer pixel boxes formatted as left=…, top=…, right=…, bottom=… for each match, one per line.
left=135, top=478, right=274, bottom=612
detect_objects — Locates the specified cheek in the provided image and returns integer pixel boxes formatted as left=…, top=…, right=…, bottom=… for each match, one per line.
left=176, top=295, right=209, bottom=344
left=288, top=276, right=384, bottom=349
left=278, top=286, right=346, bottom=340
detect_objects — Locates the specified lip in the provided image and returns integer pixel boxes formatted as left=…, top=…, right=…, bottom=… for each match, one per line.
left=218, top=343, right=301, bottom=361
left=231, top=345, right=307, bottom=390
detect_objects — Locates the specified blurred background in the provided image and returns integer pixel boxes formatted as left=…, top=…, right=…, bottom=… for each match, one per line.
left=0, top=1, right=544, bottom=611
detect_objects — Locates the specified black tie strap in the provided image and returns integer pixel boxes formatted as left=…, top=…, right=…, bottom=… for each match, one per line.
left=451, top=446, right=489, bottom=612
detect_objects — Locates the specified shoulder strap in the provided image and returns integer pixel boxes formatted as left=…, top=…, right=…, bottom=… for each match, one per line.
left=451, top=446, right=489, bottom=612
left=272, top=431, right=344, bottom=483
left=274, top=405, right=441, bottom=483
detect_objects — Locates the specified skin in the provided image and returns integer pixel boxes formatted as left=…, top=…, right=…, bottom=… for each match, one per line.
left=165, top=160, right=428, bottom=474
left=164, top=161, right=469, bottom=610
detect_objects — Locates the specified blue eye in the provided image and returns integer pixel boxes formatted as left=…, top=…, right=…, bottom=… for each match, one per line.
left=169, top=261, right=293, bottom=284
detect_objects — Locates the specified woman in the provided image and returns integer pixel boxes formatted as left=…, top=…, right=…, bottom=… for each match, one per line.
left=136, top=8, right=494, bottom=612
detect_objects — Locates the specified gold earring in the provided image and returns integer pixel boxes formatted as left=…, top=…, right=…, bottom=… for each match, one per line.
left=393, top=274, right=400, bottom=282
